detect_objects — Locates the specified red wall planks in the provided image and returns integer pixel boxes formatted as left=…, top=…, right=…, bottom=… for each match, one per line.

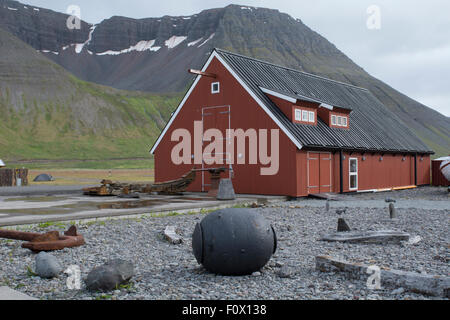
left=154, top=57, right=298, bottom=196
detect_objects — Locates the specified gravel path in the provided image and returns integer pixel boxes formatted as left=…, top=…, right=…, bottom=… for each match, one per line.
left=0, top=187, right=448, bottom=300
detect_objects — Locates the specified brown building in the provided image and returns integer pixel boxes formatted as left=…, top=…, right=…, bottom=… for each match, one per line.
left=150, top=49, right=433, bottom=197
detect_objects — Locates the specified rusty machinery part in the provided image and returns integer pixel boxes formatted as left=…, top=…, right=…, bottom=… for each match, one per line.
left=0, top=225, right=85, bottom=252
left=82, top=167, right=229, bottom=197
left=192, top=208, right=277, bottom=276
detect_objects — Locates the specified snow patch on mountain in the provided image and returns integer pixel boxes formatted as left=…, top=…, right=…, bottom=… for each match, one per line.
left=198, top=33, right=215, bottom=47
left=96, top=40, right=161, bottom=55
left=74, top=25, right=96, bottom=54
left=188, top=37, right=203, bottom=47
left=165, top=36, right=187, bottom=49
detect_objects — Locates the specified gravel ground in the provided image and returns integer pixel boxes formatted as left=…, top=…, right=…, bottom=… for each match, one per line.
left=0, top=186, right=448, bottom=300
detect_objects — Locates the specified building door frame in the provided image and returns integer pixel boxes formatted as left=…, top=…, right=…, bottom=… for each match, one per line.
left=201, top=105, right=232, bottom=192
left=349, top=157, right=358, bottom=191
left=307, top=151, right=332, bottom=194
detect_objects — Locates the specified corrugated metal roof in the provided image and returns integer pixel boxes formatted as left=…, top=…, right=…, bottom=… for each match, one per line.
left=216, top=48, right=433, bottom=154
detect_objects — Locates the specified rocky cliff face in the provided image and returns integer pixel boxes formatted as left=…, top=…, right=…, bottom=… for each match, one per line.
left=0, top=0, right=90, bottom=52
left=1, top=0, right=449, bottom=156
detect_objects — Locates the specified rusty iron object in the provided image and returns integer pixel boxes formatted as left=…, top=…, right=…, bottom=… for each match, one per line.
left=83, top=168, right=198, bottom=196
left=0, top=225, right=85, bottom=252
left=204, top=167, right=228, bottom=198
left=83, top=167, right=229, bottom=197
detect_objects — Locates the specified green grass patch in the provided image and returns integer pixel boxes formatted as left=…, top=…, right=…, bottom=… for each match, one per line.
left=7, top=158, right=155, bottom=170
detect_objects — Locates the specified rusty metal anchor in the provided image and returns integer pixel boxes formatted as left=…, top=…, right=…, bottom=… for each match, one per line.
left=0, top=225, right=85, bottom=252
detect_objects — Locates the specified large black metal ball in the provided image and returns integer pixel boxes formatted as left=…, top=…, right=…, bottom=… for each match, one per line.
left=192, top=208, right=277, bottom=276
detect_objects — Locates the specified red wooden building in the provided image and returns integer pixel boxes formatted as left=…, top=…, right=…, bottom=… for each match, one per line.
left=150, top=49, right=433, bottom=197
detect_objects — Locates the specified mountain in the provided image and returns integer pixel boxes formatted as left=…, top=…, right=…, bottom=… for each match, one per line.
left=0, top=26, right=180, bottom=161
left=1, top=0, right=449, bottom=157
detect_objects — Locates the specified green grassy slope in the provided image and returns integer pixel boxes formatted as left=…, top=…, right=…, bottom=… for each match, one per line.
left=0, top=28, right=181, bottom=163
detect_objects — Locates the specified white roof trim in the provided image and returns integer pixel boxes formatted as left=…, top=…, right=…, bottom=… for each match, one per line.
left=260, top=87, right=297, bottom=104
left=150, top=50, right=303, bottom=154
left=319, top=103, right=334, bottom=110
left=0, top=159, right=4, bottom=167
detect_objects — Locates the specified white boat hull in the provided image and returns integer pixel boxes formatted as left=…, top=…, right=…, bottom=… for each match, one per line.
left=439, top=157, right=450, bottom=182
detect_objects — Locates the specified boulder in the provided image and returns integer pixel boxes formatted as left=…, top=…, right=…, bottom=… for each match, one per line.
left=86, top=259, right=134, bottom=292
left=277, top=265, right=295, bottom=279
left=35, top=252, right=62, bottom=279
left=164, top=226, right=182, bottom=244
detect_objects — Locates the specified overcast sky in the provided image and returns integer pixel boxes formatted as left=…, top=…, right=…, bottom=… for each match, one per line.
left=22, top=0, right=450, bottom=117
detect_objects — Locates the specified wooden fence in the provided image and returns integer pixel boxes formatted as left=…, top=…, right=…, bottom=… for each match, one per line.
left=0, top=168, right=29, bottom=187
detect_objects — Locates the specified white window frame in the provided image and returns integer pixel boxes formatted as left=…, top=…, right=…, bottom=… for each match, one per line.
left=331, top=115, right=336, bottom=125
left=349, top=158, right=358, bottom=191
left=342, top=116, right=348, bottom=127
left=295, top=109, right=302, bottom=121
left=337, top=116, right=343, bottom=126
left=302, top=110, right=309, bottom=122
left=308, top=111, right=315, bottom=123
left=211, top=82, right=220, bottom=94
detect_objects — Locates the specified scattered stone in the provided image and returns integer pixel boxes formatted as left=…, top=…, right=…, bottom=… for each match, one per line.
left=406, top=236, right=422, bottom=246
left=0, top=186, right=447, bottom=300
left=277, top=265, right=295, bottom=279
left=336, top=209, right=346, bottom=215
left=337, top=218, right=351, bottom=232
left=385, top=198, right=396, bottom=203
left=251, top=272, right=261, bottom=277
left=163, top=226, right=183, bottom=244
left=389, top=203, right=397, bottom=219
left=35, top=252, right=62, bottom=279
left=433, top=255, right=448, bottom=263
left=391, top=287, right=405, bottom=295
left=86, top=259, right=134, bottom=292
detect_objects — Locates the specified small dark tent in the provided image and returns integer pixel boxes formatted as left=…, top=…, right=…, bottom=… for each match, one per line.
left=33, top=174, right=54, bottom=182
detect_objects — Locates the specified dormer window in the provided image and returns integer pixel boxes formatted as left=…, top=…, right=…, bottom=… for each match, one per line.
left=294, top=107, right=316, bottom=125
left=211, top=82, right=220, bottom=94
left=331, top=114, right=348, bottom=128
